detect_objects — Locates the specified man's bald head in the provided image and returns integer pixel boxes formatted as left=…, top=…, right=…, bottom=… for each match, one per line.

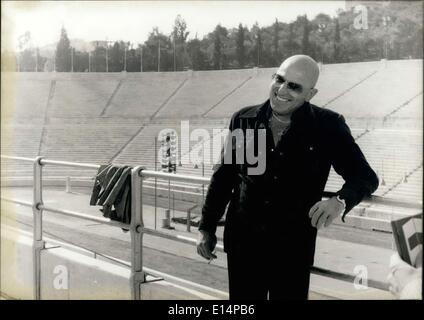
left=277, top=55, right=320, bottom=89
left=269, top=55, right=320, bottom=116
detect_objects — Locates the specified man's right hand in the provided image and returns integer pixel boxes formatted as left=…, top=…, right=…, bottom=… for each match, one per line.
left=197, top=230, right=217, bottom=260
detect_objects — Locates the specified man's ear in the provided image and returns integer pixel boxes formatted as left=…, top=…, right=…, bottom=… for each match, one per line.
left=305, top=88, right=318, bottom=102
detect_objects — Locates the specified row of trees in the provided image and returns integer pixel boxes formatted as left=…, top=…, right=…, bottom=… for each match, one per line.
left=7, top=2, right=423, bottom=72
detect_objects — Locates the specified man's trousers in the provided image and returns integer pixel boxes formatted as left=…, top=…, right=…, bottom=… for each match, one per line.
left=226, top=240, right=313, bottom=300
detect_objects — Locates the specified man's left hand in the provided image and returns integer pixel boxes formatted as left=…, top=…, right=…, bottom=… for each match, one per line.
left=308, top=197, right=345, bottom=229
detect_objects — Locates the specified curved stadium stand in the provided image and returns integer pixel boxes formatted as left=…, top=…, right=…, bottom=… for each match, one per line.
left=104, top=72, right=188, bottom=118
left=1, top=59, right=422, bottom=209
left=327, top=59, right=422, bottom=119
left=154, top=69, right=254, bottom=119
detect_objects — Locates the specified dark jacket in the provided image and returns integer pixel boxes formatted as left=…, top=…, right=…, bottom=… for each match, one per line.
left=90, top=164, right=132, bottom=224
left=199, top=100, right=379, bottom=260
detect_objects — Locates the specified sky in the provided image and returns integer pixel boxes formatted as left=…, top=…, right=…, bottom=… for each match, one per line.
left=2, top=1, right=346, bottom=51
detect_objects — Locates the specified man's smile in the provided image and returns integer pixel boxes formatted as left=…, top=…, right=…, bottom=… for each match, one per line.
left=274, top=91, right=292, bottom=102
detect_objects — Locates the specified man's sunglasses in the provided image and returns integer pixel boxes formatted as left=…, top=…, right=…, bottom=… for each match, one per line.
left=272, top=73, right=303, bottom=93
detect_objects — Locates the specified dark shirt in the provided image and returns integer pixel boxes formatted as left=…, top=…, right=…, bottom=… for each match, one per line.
left=199, top=100, right=379, bottom=254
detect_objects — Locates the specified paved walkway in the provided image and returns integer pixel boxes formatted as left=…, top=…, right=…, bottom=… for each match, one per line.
left=1, top=187, right=395, bottom=299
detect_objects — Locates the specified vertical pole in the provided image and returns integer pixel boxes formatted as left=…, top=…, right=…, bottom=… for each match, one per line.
left=124, top=46, right=127, bottom=71
left=168, top=179, right=171, bottom=212
left=130, top=166, right=145, bottom=300
left=33, top=156, right=45, bottom=300
left=172, top=192, right=175, bottom=218
left=158, top=40, right=161, bottom=72
left=187, top=209, right=191, bottom=232
left=255, top=33, right=259, bottom=67
left=173, top=35, right=176, bottom=71
left=35, top=48, right=38, bottom=72
left=140, top=47, right=143, bottom=72
left=88, top=52, right=91, bottom=72
left=65, top=176, right=71, bottom=193
left=257, top=43, right=259, bottom=67
left=154, top=137, right=157, bottom=230
left=106, top=44, right=108, bottom=73
left=202, top=162, right=205, bottom=203
left=71, top=47, right=74, bottom=72
left=202, top=142, right=205, bottom=203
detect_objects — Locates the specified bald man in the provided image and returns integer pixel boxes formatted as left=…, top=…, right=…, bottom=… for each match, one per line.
left=197, top=55, right=379, bottom=300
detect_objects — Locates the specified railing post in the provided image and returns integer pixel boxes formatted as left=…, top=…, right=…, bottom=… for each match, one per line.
left=33, top=156, right=45, bottom=300
left=129, top=166, right=145, bottom=300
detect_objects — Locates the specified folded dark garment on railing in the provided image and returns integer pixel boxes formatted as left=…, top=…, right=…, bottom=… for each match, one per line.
left=90, top=163, right=132, bottom=228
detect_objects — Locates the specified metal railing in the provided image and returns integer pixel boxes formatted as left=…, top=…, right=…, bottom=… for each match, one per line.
left=0, top=155, right=217, bottom=300
left=2, top=156, right=143, bottom=299
left=1, top=155, right=422, bottom=298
